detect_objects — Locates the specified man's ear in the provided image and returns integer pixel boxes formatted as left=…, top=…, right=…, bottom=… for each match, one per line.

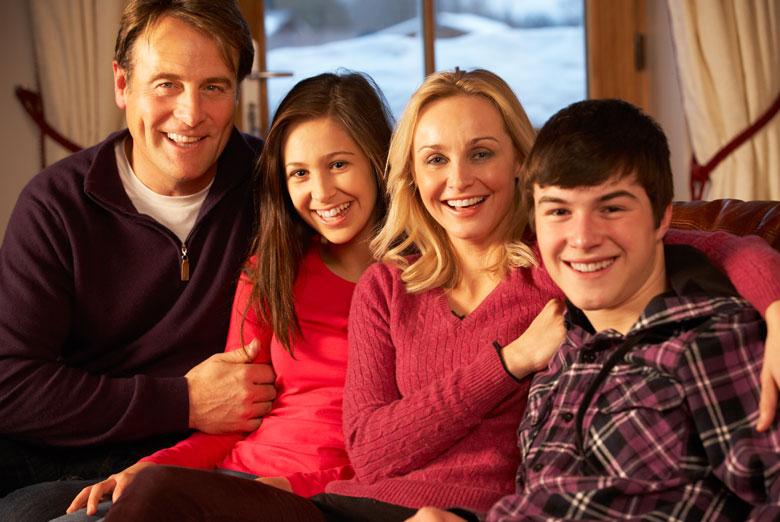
left=113, top=61, right=129, bottom=110
left=655, top=203, right=673, bottom=240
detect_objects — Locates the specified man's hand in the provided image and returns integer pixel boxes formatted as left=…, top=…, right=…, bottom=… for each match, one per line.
left=758, top=300, right=780, bottom=431
left=185, top=339, right=276, bottom=433
left=405, top=507, right=467, bottom=522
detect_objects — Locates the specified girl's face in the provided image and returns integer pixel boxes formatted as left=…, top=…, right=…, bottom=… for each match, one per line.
left=412, top=94, right=521, bottom=253
left=284, top=117, right=377, bottom=246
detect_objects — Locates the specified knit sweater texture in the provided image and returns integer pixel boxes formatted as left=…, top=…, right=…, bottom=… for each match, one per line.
left=142, top=245, right=355, bottom=497
left=0, top=128, right=260, bottom=446
left=325, top=229, right=780, bottom=514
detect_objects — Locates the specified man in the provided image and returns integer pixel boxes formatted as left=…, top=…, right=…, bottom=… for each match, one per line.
left=0, top=0, right=274, bottom=510
left=411, top=99, right=780, bottom=521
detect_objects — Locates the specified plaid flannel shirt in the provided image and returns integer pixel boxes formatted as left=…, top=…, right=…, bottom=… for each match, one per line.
left=488, top=245, right=780, bottom=521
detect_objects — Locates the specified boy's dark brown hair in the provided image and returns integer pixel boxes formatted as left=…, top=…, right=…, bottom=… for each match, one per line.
left=524, top=98, right=673, bottom=226
left=245, top=71, right=393, bottom=353
left=114, top=0, right=254, bottom=83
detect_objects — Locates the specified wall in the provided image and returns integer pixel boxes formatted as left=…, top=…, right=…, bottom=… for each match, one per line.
left=0, top=0, right=39, bottom=241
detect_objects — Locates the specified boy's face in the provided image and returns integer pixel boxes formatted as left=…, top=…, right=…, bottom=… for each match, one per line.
left=533, top=174, right=672, bottom=327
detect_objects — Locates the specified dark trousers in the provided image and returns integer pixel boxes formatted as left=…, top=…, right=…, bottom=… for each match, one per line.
left=0, top=434, right=183, bottom=496
left=103, top=466, right=417, bottom=522
left=0, top=434, right=183, bottom=522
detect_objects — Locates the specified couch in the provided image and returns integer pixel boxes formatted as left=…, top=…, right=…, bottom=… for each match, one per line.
left=672, top=199, right=780, bottom=251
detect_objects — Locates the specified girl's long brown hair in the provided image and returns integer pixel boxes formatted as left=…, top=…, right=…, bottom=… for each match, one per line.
left=244, top=71, right=393, bottom=353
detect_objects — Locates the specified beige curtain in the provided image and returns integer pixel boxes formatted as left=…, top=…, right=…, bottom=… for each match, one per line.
left=667, top=0, right=780, bottom=200
left=30, top=0, right=125, bottom=166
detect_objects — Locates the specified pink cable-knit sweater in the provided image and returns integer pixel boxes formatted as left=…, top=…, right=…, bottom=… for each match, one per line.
left=325, top=230, right=780, bottom=514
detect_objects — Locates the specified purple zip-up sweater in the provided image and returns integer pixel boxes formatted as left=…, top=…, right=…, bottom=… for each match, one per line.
left=0, top=128, right=261, bottom=447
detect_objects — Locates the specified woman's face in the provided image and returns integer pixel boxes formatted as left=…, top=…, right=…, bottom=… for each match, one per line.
left=412, top=94, right=520, bottom=252
left=284, top=117, right=377, bottom=246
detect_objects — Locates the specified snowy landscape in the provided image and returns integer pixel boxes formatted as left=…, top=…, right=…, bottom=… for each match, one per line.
left=244, top=0, right=585, bottom=130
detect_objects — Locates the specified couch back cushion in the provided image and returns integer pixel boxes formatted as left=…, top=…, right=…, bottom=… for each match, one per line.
left=672, top=199, right=780, bottom=251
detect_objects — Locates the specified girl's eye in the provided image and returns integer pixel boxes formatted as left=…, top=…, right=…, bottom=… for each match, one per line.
left=288, top=170, right=307, bottom=179
left=330, top=161, right=348, bottom=170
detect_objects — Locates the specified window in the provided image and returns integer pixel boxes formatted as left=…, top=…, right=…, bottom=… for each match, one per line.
left=239, top=0, right=587, bottom=132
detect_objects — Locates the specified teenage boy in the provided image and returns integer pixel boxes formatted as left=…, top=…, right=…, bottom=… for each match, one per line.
left=409, top=99, right=780, bottom=521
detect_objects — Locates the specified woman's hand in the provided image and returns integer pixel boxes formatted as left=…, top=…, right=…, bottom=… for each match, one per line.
left=405, top=507, right=467, bottom=522
left=66, top=461, right=154, bottom=515
left=501, top=299, right=565, bottom=379
left=255, top=476, right=292, bottom=492
left=758, top=300, right=780, bottom=431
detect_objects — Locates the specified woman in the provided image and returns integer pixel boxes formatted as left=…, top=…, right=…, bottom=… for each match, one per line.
left=61, top=70, right=393, bottom=520
left=103, top=69, right=780, bottom=522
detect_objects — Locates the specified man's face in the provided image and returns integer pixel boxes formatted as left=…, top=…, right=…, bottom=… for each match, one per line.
left=113, top=15, right=238, bottom=196
left=533, top=174, right=671, bottom=329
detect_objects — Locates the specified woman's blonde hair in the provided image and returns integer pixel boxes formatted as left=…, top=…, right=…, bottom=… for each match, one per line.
left=371, top=68, right=537, bottom=293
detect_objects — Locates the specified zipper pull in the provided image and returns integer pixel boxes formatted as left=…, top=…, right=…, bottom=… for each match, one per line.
left=180, top=243, right=190, bottom=281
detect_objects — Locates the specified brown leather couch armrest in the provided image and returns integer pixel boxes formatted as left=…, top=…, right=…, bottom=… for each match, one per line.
left=671, top=199, right=780, bottom=251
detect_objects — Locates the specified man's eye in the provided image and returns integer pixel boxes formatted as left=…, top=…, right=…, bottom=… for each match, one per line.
left=205, top=84, right=226, bottom=93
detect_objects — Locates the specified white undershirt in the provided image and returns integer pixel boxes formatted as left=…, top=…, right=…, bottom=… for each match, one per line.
left=114, top=138, right=212, bottom=243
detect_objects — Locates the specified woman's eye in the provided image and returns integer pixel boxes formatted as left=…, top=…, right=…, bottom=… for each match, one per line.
left=426, top=155, right=446, bottom=165
left=472, top=150, right=493, bottom=160
left=288, top=170, right=307, bottom=179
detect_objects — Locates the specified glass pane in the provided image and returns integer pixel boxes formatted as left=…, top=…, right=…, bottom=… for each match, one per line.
left=435, top=0, right=586, bottom=127
left=263, top=0, right=422, bottom=120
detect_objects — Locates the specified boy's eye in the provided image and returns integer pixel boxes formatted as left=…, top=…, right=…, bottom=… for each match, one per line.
left=546, top=208, right=570, bottom=217
left=602, top=205, right=624, bottom=214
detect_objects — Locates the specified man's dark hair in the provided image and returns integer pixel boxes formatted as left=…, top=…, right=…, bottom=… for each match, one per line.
left=524, top=99, right=673, bottom=226
left=114, top=0, right=254, bottom=83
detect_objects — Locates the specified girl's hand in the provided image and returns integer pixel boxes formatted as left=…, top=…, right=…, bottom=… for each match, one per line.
left=66, top=461, right=154, bottom=515
left=501, top=299, right=566, bottom=379
left=255, top=476, right=293, bottom=492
